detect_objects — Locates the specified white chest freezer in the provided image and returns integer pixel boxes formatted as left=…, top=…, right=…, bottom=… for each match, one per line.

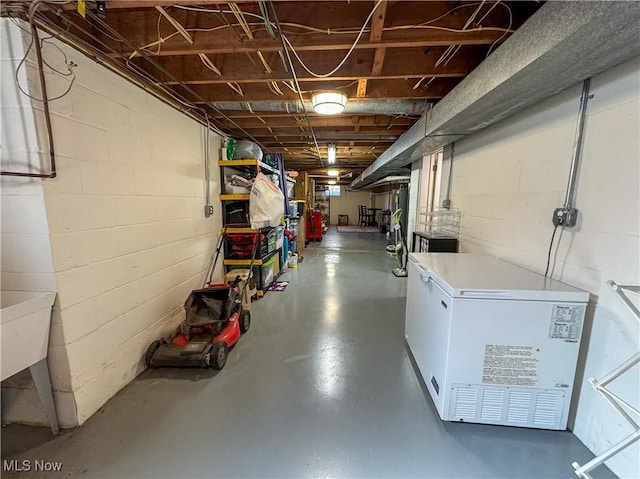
left=405, top=253, right=589, bottom=430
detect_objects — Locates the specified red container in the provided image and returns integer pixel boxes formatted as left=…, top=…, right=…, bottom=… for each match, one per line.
left=307, top=210, right=323, bottom=241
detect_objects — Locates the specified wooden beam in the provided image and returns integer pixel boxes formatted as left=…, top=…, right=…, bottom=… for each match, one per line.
left=356, top=79, right=368, bottom=98
left=371, top=47, right=386, bottom=76
left=161, top=71, right=465, bottom=86
left=369, top=0, right=388, bottom=42
left=112, top=30, right=508, bottom=58
left=137, top=46, right=478, bottom=84
left=185, top=77, right=457, bottom=102
left=107, top=1, right=268, bottom=8
left=365, top=0, right=388, bottom=96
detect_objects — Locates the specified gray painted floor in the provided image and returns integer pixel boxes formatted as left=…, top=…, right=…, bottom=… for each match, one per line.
left=2, top=229, right=614, bottom=479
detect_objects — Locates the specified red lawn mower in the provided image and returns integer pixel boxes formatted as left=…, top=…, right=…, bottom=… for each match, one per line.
left=144, top=230, right=256, bottom=370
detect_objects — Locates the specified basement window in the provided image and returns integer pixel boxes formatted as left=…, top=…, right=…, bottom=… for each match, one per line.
left=327, top=185, right=341, bottom=197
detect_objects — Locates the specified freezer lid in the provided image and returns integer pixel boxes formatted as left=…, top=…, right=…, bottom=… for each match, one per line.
left=408, top=253, right=589, bottom=302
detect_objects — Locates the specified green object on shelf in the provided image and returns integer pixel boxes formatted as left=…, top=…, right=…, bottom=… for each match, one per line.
left=227, top=139, right=236, bottom=161
left=262, top=256, right=276, bottom=268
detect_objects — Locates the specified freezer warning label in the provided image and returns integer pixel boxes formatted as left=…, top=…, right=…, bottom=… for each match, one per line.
left=549, top=305, right=584, bottom=342
left=482, top=345, right=539, bottom=387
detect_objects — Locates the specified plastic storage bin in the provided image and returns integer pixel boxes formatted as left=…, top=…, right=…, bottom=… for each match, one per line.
left=225, top=232, right=268, bottom=259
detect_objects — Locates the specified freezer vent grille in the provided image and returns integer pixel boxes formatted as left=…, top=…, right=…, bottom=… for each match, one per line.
left=534, top=393, right=560, bottom=427
left=450, top=385, right=565, bottom=429
left=480, top=390, right=504, bottom=421
left=506, top=391, right=531, bottom=424
left=454, top=388, right=478, bottom=418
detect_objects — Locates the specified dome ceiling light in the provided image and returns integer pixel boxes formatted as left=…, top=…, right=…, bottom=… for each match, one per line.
left=311, top=91, right=348, bottom=115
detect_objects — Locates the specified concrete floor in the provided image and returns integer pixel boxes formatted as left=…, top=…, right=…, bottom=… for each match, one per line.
left=2, top=229, right=614, bottom=479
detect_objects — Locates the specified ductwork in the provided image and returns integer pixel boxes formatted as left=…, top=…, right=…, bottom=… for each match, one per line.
left=361, top=175, right=411, bottom=190
left=350, top=1, right=640, bottom=190
left=211, top=99, right=429, bottom=117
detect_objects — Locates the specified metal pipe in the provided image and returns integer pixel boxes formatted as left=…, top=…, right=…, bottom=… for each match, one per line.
left=564, top=78, right=591, bottom=208
left=1, top=1, right=56, bottom=179
left=203, top=117, right=212, bottom=217
left=210, top=99, right=429, bottom=116
left=443, top=142, right=454, bottom=208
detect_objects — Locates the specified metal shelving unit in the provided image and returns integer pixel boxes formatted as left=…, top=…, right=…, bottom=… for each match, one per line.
left=218, top=159, right=284, bottom=297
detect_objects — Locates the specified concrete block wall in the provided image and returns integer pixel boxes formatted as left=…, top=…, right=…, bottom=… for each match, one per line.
left=1, top=20, right=57, bottom=293
left=1, top=19, right=73, bottom=427
left=1, top=21, right=223, bottom=427
left=439, top=58, right=639, bottom=477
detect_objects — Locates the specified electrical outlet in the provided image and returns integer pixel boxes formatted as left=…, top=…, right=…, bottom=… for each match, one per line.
left=552, top=207, right=578, bottom=227
left=442, top=199, right=452, bottom=209
left=204, top=205, right=214, bottom=217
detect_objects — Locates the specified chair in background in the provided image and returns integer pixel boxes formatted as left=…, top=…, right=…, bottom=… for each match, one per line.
left=357, top=205, right=366, bottom=226
left=358, top=205, right=374, bottom=226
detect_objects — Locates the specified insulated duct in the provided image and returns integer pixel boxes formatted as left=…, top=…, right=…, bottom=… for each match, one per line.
left=350, top=1, right=640, bottom=189
left=210, top=99, right=429, bottom=117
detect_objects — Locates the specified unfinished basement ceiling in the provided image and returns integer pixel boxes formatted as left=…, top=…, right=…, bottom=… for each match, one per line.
left=2, top=0, right=541, bottom=181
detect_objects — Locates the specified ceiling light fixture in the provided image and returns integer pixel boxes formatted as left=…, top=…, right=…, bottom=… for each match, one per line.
left=328, top=180, right=337, bottom=185
left=312, top=91, right=348, bottom=115
left=327, top=143, right=336, bottom=164
left=327, top=169, right=340, bottom=177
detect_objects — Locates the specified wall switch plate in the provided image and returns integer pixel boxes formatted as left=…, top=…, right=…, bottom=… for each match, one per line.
left=553, top=207, right=578, bottom=227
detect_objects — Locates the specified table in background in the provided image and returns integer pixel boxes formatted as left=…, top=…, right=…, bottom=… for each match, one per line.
left=367, top=208, right=381, bottom=226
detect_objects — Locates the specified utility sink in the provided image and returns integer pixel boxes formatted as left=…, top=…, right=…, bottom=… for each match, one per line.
left=1, top=291, right=59, bottom=434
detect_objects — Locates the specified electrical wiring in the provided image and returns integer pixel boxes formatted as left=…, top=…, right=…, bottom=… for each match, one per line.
left=373, top=115, right=394, bottom=129
left=258, top=2, right=276, bottom=39
left=129, top=24, right=230, bottom=59
left=281, top=0, right=382, bottom=78
left=548, top=226, right=565, bottom=279
left=25, top=3, right=236, bottom=144
left=199, top=53, right=248, bottom=98
left=199, top=53, right=221, bottom=75
left=14, top=21, right=77, bottom=101
left=475, top=1, right=501, bottom=26
left=154, top=12, right=164, bottom=55
left=281, top=80, right=299, bottom=93
left=12, top=19, right=77, bottom=79
left=268, top=81, right=284, bottom=96
left=173, top=3, right=514, bottom=36
left=136, top=6, right=513, bottom=62
left=3, top=0, right=59, bottom=178
left=433, top=1, right=513, bottom=68
left=487, top=2, right=512, bottom=57
left=227, top=82, right=244, bottom=96
left=267, top=0, right=322, bottom=164
left=544, top=225, right=560, bottom=278
left=435, top=1, right=485, bottom=68
left=413, top=76, right=435, bottom=90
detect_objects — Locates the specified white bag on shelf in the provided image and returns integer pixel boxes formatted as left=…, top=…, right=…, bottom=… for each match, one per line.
left=250, top=172, right=284, bottom=229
